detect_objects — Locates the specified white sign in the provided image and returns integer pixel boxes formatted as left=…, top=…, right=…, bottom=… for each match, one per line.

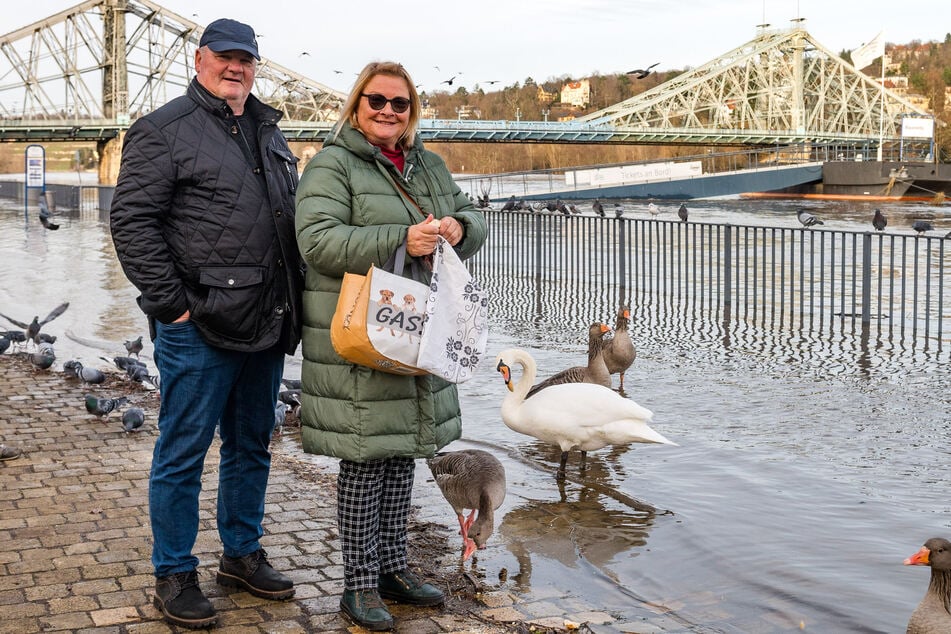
left=25, top=145, right=45, bottom=188
left=567, top=161, right=703, bottom=187
left=901, top=117, right=934, bottom=139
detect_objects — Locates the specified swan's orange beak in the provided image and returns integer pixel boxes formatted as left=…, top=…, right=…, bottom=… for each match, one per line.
left=904, top=546, right=930, bottom=566
left=496, top=359, right=514, bottom=391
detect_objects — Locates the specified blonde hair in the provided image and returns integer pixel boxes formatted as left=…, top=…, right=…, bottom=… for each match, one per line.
left=340, top=61, right=421, bottom=149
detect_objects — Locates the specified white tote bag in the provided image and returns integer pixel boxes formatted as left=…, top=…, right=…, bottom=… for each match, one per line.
left=416, top=237, right=489, bottom=383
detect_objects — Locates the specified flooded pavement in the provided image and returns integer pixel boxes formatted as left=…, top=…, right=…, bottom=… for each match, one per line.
left=1, top=192, right=949, bottom=633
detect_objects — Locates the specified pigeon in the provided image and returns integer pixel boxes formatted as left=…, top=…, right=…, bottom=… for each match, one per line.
left=1, top=330, right=26, bottom=344
left=121, top=407, right=145, bottom=432
left=281, top=377, right=302, bottom=391
left=797, top=209, right=824, bottom=227
left=35, top=333, right=56, bottom=345
left=273, top=401, right=289, bottom=434
left=872, top=209, right=887, bottom=231
left=0, top=302, right=69, bottom=344
left=567, top=203, right=582, bottom=215
left=0, top=335, right=10, bottom=355
left=38, top=197, right=60, bottom=230
left=84, top=394, right=129, bottom=418
left=912, top=220, right=934, bottom=235
left=500, top=195, right=516, bottom=211
left=626, top=62, right=659, bottom=79
left=592, top=199, right=605, bottom=217
left=678, top=203, right=689, bottom=222
left=126, top=364, right=160, bottom=389
left=614, top=203, right=626, bottom=218
left=123, top=336, right=144, bottom=357
left=102, top=355, right=146, bottom=373
left=556, top=200, right=570, bottom=216
left=63, top=360, right=106, bottom=385
left=278, top=389, right=302, bottom=412
left=647, top=202, right=659, bottom=217
left=28, top=345, right=56, bottom=370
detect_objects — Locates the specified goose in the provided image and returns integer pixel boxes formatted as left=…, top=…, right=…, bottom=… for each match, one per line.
left=428, top=449, right=506, bottom=560
left=904, top=537, right=951, bottom=634
left=526, top=322, right=611, bottom=399
left=495, top=348, right=675, bottom=479
left=603, top=306, right=636, bottom=390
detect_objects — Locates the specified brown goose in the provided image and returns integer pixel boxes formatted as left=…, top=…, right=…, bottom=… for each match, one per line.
left=427, top=449, right=506, bottom=560
left=603, top=305, right=636, bottom=389
left=904, top=537, right=951, bottom=634
left=526, top=322, right=611, bottom=399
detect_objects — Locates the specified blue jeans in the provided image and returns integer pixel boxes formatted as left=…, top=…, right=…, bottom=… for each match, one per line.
left=150, top=320, right=284, bottom=577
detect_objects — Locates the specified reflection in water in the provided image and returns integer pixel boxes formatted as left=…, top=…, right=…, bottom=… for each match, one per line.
left=499, top=485, right=655, bottom=592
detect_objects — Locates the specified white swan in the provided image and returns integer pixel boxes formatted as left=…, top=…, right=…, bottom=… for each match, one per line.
left=495, top=348, right=676, bottom=479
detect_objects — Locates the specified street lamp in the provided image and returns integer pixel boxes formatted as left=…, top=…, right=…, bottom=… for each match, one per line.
left=515, top=107, right=521, bottom=122
left=541, top=109, right=550, bottom=122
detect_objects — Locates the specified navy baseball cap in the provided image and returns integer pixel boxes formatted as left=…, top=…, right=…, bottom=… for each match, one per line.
left=199, top=18, right=260, bottom=60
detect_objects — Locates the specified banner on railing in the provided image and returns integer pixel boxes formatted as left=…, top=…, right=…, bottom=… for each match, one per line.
left=566, top=161, right=702, bottom=187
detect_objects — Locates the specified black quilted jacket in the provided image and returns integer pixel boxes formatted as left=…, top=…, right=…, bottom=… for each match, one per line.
left=110, top=78, right=303, bottom=354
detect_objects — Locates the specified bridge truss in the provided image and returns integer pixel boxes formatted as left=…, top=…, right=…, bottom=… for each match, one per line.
left=0, top=0, right=345, bottom=124
left=581, top=24, right=932, bottom=146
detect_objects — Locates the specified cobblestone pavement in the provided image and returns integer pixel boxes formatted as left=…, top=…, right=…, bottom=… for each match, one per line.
left=0, top=354, right=543, bottom=634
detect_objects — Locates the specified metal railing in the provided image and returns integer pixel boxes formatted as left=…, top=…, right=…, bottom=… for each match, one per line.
left=470, top=211, right=950, bottom=351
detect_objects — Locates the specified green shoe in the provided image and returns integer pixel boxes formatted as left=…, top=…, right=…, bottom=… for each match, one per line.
left=378, top=569, right=445, bottom=606
left=340, top=589, right=394, bottom=631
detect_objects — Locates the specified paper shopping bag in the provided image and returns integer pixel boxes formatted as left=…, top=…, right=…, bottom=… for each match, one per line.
left=330, top=268, right=428, bottom=376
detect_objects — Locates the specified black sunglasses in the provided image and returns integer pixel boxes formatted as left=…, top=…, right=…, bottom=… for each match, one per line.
left=361, top=93, right=411, bottom=113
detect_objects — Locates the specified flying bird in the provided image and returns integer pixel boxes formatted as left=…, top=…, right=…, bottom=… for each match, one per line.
left=678, top=203, right=689, bottom=222
left=626, top=62, right=659, bottom=79
left=912, top=220, right=934, bottom=235
left=84, top=394, right=129, bottom=418
left=63, top=360, right=106, bottom=385
left=0, top=302, right=69, bottom=344
left=872, top=208, right=887, bottom=231
left=428, top=449, right=506, bottom=560
left=495, top=348, right=675, bottom=479
left=903, top=537, right=951, bottom=634
left=121, top=407, right=145, bottom=433
left=797, top=209, right=824, bottom=227
left=441, top=75, right=457, bottom=86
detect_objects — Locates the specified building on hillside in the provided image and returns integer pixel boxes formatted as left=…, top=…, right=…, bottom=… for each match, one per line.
left=536, top=85, right=556, bottom=104
left=560, top=79, right=590, bottom=108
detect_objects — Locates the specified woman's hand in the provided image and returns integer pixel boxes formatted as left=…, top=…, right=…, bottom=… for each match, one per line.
left=437, top=216, right=463, bottom=246
left=406, top=214, right=441, bottom=256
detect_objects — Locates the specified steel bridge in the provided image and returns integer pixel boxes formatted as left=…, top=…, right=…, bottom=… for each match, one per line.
left=0, top=2, right=933, bottom=149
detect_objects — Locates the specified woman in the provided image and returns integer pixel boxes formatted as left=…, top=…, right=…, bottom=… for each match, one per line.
left=295, top=61, right=487, bottom=631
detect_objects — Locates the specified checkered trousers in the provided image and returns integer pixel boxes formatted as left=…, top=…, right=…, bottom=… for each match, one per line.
left=337, top=456, right=416, bottom=590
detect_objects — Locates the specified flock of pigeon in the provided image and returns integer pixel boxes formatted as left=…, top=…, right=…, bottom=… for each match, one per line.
left=797, top=207, right=950, bottom=236
left=474, top=195, right=950, bottom=236
left=0, top=302, right=152, bottom=433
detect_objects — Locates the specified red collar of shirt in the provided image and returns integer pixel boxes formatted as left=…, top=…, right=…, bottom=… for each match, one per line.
left=376, top=144, right=405, bottom=173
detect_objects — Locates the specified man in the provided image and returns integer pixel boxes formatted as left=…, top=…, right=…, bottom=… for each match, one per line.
left=110, top=18, right=303, bottom=629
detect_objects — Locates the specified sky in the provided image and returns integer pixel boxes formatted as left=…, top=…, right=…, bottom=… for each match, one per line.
left=8, top=0, right=951, bottom=96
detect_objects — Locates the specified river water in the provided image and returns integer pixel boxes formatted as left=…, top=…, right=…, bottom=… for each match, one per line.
left=1, top=188, right=949, bottom=632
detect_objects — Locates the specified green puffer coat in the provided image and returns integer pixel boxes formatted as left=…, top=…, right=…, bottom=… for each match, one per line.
left=294, top=122, right=488, bottom=462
